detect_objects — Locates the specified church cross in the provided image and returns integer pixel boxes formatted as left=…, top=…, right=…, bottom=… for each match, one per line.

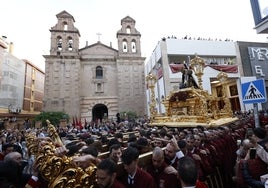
left=96, top=32, right=102, bottom=42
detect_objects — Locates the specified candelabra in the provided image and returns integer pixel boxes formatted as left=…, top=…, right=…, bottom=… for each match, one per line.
left=146, top=73, right=157, bottom=121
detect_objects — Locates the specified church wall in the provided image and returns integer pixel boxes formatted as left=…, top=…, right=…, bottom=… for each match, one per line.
left=44, top=11, right=146, bottom=122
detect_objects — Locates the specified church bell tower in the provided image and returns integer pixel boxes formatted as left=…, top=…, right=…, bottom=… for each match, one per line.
left=49, top=10, right=80, bottom=56
left=43, top=10, right=81, bottom=117
left=117, top=16, right=141, bottom=57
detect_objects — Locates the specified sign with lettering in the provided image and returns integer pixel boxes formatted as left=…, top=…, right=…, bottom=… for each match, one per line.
left=248, top=47, right=268, bottom=79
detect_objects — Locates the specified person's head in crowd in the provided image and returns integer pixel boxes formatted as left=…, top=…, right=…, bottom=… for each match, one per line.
left=79, top=133, right=91, bottom=141
left=192, top=128, right=199, bottom=135
left=177, top=156, right=198, bottom=187
left=198, top=132, right=206, bottom=143
left=109, top=144, right=122, bottom=164
left=96, top=158, right=118, bottom=188
left=100, top=135, right=109, bottom=145
left=158, top=128, right=167, bottom=138
left=246, top=128, right=254, bottom=139
left=114, top=132, right=123, bottom=143
left=178, top=130, right=187, bottom=140
left=139, top=130, right=147, bottom=138
left=0, top=153, right=23, bottom=188
left=65, top=141, right=84, bottom=156
left=164, top=133, right=173, bottom=141
left=7, top=136, right=16, bottom=144
left=81, top=145, right=98, bottom=157
left=178, top=140, right=187, bottom=155
left=136, top=137, right=150, bottom=154
left=65, top=134, right=77, bottom=141
left=127, top=133, right=137, bottom=144
left=121, top=146, right=139, bottom=175
left=108, top=138, right=121, bottom=149
left=164, top=141, right=177, bottom=161
left=153, top=139, right=164, bottom=148
left=185, top=134, right=195, bottom=151
left=4, top=151, right=23, bottom=165
left=1, top=143, right=14, bottom=156
left=193, top=134, right=202, bottom=147
left=152, top=147, right=165, bottom=169
left=85, top=137, right=95, bottom=146
left=91, top=140, right=103, bottom=154
left=236, top=139, right=253, bottom=159
left=253, top=127, right=266, bottom=140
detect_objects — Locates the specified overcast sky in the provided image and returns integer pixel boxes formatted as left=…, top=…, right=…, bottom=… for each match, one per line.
left=1, top=0, right=268, bottom=71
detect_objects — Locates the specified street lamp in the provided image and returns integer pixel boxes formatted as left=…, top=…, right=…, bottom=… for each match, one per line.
left=146, top=73, right=157, bottom=121
left=190, top=54, right=205, bottom=89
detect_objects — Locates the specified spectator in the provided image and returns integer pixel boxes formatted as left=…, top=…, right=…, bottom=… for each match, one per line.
left=96, top=158, right=125, bottom=188
left=0, top=151, right=42, bottom=188
left=0, top=143, right=14, bottom=160
left=109, top=144, right=122, bottom=164
left=136, top=137, right=151, bottom=154
left=177, top=156, right=207, bottom=188
left=147, top=146, right=179, bottom=188
left=164, top=136, right=184, bottom=168
left=120, top=146, right=155, bottom=188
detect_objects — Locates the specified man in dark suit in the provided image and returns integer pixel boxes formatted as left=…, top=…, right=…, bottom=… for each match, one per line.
left=96, top=158, right=125, bottom=188
left=147, top=147, right=180, bottom=188
left=120, top=146, right=156, bottom=188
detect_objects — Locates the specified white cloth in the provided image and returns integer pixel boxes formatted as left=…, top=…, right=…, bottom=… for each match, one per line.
left=256, top=144, right=268, bottom=164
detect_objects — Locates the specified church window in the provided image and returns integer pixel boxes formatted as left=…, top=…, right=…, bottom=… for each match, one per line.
left=122, top=39, right=128, bottom=53
left=57, top=37, right=62, bottom=51
left=68, top=37, right=73, bottom=51
left=96, top=66, right=103, bottom=79
left=131, top=40, right=136, bottom=53
left=97, top=83, right=102, bottom=91
left=126, top=26, right=131, bottom=34
left=63, top=22, right=68, bottom=31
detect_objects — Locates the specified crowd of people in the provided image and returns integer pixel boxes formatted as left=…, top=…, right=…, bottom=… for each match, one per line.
left=0, top=112, right=268, bottom=188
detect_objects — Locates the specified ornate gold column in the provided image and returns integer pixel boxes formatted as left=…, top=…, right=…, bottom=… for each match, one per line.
left=190, top=54, right=205, bottom=89
left=217, top=71, right=233, bottom=117
left=146, top=73, right=157, bottom=122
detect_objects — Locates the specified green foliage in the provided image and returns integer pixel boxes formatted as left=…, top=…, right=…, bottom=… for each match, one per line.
left=33, top=111, right=69, bottom=127
left=120, top=111, right=137, bottom=121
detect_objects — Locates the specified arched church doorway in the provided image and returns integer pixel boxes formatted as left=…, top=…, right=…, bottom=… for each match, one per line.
left=92, top=104, right=108, bottom=122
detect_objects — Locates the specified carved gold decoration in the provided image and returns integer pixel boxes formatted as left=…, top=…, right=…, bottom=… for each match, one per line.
left=190, top=54, right=205, bottom=89
left=25, top=120, right=97, bottom=188
left=146, top=73, right=157, bottom=121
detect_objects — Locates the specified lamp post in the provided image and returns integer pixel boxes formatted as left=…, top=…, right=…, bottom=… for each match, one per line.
left=146, top=73, right=157, bottom=122
left=190, top=54, right=205, bottom=89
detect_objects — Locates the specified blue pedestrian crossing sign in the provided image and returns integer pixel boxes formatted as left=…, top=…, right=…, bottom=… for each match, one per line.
left=242, top=79, right=267, bottom=104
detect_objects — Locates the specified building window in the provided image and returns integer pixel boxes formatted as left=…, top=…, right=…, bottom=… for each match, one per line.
left=126, top=26, right=131, bottom=34
left=57, top=37, right=62, bottom=51
left=131, top=40, right=136, bottom=53
left=122, top=40, right=128, bottom=52
left=96, top=66, right=103, bottom=79
left=95, top=83, right=104, bottom=93
left=68, top=37, right=73, bottom=51
left=63, top=21, right=68, bottom=31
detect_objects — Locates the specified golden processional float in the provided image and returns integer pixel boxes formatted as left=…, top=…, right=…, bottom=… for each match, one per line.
left=146, top=55, right=238, bottom=128
left=25, top=120, right=97, bottom=188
